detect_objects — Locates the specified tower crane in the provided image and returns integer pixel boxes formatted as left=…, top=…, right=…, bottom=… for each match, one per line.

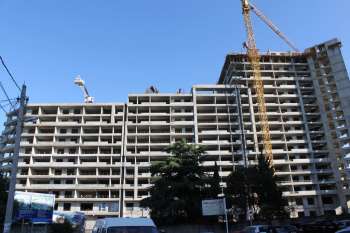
left=249, top=3, right=299, bottom=52
left=74, top=75, right=94, bottom=103
left=241, top=0, right=273, bottom=164
left=240, top=0, right=299, bottom=166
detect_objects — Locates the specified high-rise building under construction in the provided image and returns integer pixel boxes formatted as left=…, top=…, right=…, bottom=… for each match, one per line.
left=1, top=38, right=350, bottom=226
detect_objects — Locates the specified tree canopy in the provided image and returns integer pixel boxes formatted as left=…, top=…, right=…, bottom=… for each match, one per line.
left=141, top=139, right=220, bottom=225
left=142, top=140, right=287, bottom=225
left=255, top=155, right=287, bottom=221
left=226, top=154, right=287, bottom=222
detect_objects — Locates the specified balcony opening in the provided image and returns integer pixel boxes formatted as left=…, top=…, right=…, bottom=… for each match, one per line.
left=80, top=203, right=93, bottom=211
left=63, top=203, right=71, bottom=211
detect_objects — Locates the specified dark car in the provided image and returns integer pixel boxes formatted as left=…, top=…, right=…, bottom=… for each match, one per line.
left=335, top=220, right=350, bottom=230
left=242, top=225, right=274, bottom=233
left=302, top=220, right=338, bottom=233
left=272, top=225, right=299, bottom=233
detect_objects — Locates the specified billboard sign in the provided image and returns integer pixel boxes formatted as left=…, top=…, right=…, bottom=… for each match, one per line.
left=202, top=199, right=225, bottom=216
left=15, top=191, right=55, bottom=223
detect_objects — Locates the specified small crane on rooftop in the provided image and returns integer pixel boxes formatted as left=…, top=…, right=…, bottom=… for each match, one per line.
left=74, top=75, right=94, bottom=103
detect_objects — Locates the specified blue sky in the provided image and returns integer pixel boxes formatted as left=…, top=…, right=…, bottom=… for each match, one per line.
left=0, top=0, right=349, bottom=108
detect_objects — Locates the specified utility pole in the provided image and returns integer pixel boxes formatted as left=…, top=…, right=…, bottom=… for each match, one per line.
left=3, top=85, right=27, bottom=233
left=233, top=78, right=253, bottom=225
left=234, top=79, right=248, bottom=168
left=223, top=197, right=229, bottom=233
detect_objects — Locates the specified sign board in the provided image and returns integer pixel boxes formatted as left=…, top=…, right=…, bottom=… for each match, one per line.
left=15, top=191, right=55, bottom=223
left=202, top=199, right=225, bottom=216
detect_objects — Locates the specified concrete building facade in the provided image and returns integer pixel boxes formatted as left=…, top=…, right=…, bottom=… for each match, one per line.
left=1, top=39, right=350, bottom=224
left=218, top=39, right=350, bottom=217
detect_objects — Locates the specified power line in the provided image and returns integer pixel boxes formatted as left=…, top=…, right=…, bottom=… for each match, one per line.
left=0, top=56, right=21, bottom=91
left=0, top=98, right=16, bottom=103
left=0, top=104, right=7, bottom=114
left=0, top=82, right=15, bottom=109
left=2, top=101, right=16, bottom=108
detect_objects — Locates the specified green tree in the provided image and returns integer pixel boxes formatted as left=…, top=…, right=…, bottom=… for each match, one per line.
left=0, top=171, right=9, bottom=226
left=225, top=166, right=259, bottom=222
left=51, top=222, right=74, bottom=233
left=225, top=155, right=287, bottom=223
left=206, top=162, right=222, bottom=198
left=141, top=139, right=206, bottom=225
left=255, top=155, right=287, bottom=221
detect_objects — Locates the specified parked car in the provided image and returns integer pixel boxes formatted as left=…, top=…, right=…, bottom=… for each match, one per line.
left=92, top=217, right=159, bottom=233
left=336, top=226, right=350, bottom=233
left=302, top=220, right=338, bottom=233
left=335, top=220, right=350, bottom=230
left=242, top=225, right=274, bottom=233
left=272, top=225, right=299, bottom=233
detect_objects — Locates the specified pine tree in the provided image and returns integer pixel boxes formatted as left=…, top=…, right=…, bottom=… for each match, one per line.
left=226, top=154, right=287, bottom=223
left=141, top=139, right=206, bottom=225
left=255, top=154, right=288, bottom=221
left=226, top=166, right=259, bottom=222
left=207, top=162, right=221, bottom=198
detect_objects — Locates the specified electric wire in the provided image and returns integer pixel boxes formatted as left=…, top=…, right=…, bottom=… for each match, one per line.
left=0, top=99, right=16, bottom=103
left=0, top=104, right=7, bottom=114
left=0, top=56, right=21, bottom=91
left=0, top=82, right=15, bottom=109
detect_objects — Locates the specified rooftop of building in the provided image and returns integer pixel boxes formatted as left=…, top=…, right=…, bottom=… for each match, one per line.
left=27, top=103, right=125, bottom=107
left=24, top=38, right=343, bottom=106
left=217, top=38, right=341, bottom=85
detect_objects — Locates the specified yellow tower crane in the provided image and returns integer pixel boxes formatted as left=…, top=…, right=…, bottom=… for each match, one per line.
left=240, top=0, right=299, bottom=166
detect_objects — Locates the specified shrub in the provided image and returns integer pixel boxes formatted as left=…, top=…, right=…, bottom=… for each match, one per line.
left=51, top=222, right=74, bottom=233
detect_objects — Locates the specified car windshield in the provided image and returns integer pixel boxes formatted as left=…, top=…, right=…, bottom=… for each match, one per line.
left=107, top=226, right=159, bottom=233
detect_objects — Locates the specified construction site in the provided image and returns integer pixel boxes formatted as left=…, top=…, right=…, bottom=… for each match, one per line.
left=1, top=0, right=350, bottom=231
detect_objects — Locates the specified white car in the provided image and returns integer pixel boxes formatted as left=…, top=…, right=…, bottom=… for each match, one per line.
left=92, top=217, right=160, bottom=233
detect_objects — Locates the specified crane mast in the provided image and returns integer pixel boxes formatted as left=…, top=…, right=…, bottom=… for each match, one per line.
left=241, top=0, right=273, bottom=164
